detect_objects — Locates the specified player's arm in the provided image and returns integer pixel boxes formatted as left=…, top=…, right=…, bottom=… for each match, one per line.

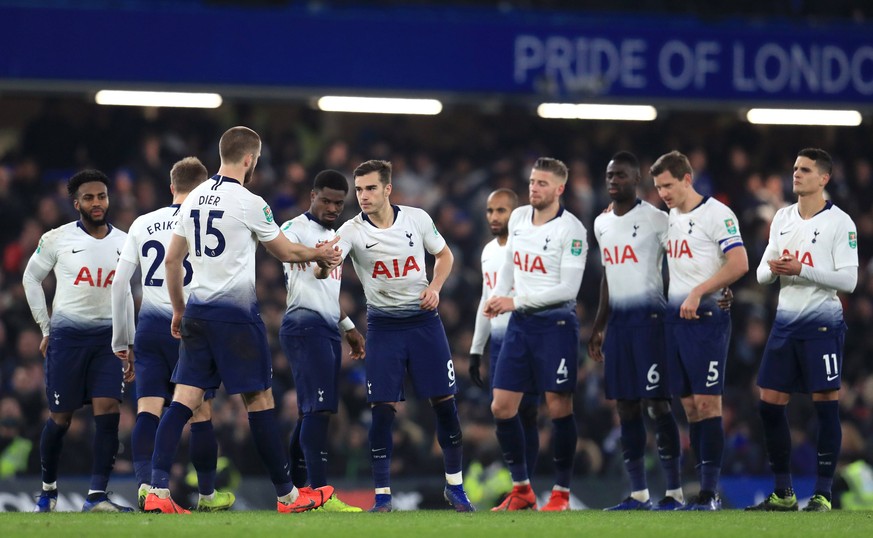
left=757, top=239, right=780, bottom=285
left=23, top=256, right=52, bottom=355
left=469, top=282, right=491, bottom=388
left=681, top=246, right=749, bottom=319
left=263, top=234, right=342, bottom=266
left=420, top=244, right=453, bottom=310
left=588, top=274, right=610, bottom=363
left=339, top=307, right=365, bottom=360
left=484, top=224, right=517, bottom=318
left=110, top=258, right=137, bottom=356
left=165, top=233, right=188, bottom=339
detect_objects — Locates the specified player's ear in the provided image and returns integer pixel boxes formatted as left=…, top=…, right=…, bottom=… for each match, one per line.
left=384, top=182, right=392, bottom=197
left=556, top=182, right=565, bottom=196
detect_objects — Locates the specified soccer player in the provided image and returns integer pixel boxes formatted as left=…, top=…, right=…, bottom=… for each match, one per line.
left=24, top=169, right=136, bottom=512
left=484, top=157, right=587, bottom=512
left=143, top=126, right=342, bottom=514
left=319, top=159, right=474, bottom=513
left=469, top=188, right=540, bottom=479
left=652, top=150, right=749, bottom=510
left=111, top=157, right=234, bottom=511
left=745, top=148, right=858, bottom=512
left=589, top=151, right=685, bottom=510
left=279, top=169, right=365, bottom=512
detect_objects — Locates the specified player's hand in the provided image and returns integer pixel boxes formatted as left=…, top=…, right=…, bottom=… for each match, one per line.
left=294, top=261, right=311, bottom=271
left=345, top=328, right=366, bottom=360
left=484, top=296, right=515, bottom=318
left=679, top=291, right=702, bottom=320
left=115, top=349, right=129, bottom=360
left=469, top=353, right=484, bottom=388
left=39, top=336, right=49, bottom=358
left=122, top=349, right=135, bottom=383
left=420, top=287, right=440, bottom=310
left=717, top=287, right=733, bottom=311
left=314, top=236, right=342, bottom=267
left=170, top=311, right=183, bottom=339
left=588, top=330, right=604, bottom=363
left=768, top=253, right=802, bottom=276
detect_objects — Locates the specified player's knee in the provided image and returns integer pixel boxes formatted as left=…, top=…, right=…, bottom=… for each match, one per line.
left=694, top=397, right=722, bottom=418
left=519, top=400, right=538, bottom=427
left=491, top=400, right=515, bottom=420
left=50, top=412, right=73, bottom=428
left=644, top=398, right=671, bottom=419
left=616, top=400, right=643, bottom=422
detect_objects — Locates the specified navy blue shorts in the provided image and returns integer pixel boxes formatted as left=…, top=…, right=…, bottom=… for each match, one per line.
left=175, top=316, right=272, bottom=395
left=757, top=328, right=845, bottom=394
left=665, top=315, right=731, bottom=396
left=45, top=339, right=124, bottom=412
left=280, top=331, right=341, bottom=414
left=365, top=314, right=457, bottom=403
left=489, top=334, right=538, bottom=396
left=603, top=321, right=671, bottom=400
left=493, top=311, right=578, bottom=394
left=134, top=329, right=215, bottom=402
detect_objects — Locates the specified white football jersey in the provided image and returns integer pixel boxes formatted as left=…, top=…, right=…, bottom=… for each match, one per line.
left=665, top=197, right=744, bottom=306
left=173, top=175, right=280, bottom=322
left=281, top=212, right=342, bottom=327
left=766, top=202, right=858, bottom=332
left=27, top=222, right=127, bottom=335
left=119, top=205, right=191, bottom=331
left=470, top=238, right=511, bottom=354
left=593, top=200, right=667, bottom=323
left=335, top=205, right=446, bottom=317
left=501, top=205, right=587, bottom=310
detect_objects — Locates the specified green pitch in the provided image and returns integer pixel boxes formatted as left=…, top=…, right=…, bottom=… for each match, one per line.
left=3, top=510, right=873, bottom=537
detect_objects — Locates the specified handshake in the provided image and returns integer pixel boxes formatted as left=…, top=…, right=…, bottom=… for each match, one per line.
left=314, top=236, right=343, bottom=269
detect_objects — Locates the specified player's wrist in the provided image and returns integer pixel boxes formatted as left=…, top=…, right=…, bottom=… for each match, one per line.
left=338, top=316, right=355, bottom=332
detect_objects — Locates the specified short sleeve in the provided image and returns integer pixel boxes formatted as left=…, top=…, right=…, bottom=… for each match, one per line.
left=280, top=220, right=302, bottom=244
left=335, top=220, right=355, bottom=262
left=417, top=209, right=447, bottom=255
left=247, top=194, right=281, bottom=243
left=649, top=209, right=669, bottom=247
left=705, top=202, right=744, bottom=254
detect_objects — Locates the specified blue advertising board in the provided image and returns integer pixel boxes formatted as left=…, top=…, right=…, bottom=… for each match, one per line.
left=0, top=4, right=871, bottom=106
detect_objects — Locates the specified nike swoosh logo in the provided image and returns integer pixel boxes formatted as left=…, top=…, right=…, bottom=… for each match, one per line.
left=645, top=384, right=659, bottom=391
left=556, top=378, right=569, bottom=384
left=817, top=452, right=832, bottom=457
left=449, top=380, right=456, bottom=387
left=827, top=374, right=839, bottom=381
left=705, top=380, right=719, bottom=387
left=371, top=448, right=386, bottom=453
left=365, top=242, right=379, bottom=249
left=513, top=231, right=522, bottom=236
left=72, top=248, right=85, bottom=253
left=779, top=231, right=791, bottom=235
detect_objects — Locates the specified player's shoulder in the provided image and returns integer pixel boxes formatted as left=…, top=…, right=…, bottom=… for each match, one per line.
left=39, top=222, right=75, bottom=247
left=558, top=206, right=586, bottom=231
left=825, top=202, right=853, bottom=221
left=481, top=238, right=503, bottom=258
left=397, top=205, right=432, bottom=222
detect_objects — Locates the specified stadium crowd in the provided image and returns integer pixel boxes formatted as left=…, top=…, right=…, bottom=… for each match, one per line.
left=1, top=98, right=872, bottom=493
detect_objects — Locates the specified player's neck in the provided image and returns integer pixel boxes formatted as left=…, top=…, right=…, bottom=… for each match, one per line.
left=677, top=191, right=704, bottom=214
left=79, top=220, right=109, bottom=239
left=613, top=198, right=636, bottom=217
left=215, top=165, right=246, bottom=186
left=368, top=204, right=395, bottom=228
left=797, top=193, right=827, bottom=219
left=532, top=201, right=560, bottom=225
left=172, top=193, right=189, bottom=205
left=496, top=234, right=508, bottom=246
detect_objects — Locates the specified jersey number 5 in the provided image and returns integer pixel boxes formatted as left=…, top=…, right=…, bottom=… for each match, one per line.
left=191, top=210, right=226, bottom=257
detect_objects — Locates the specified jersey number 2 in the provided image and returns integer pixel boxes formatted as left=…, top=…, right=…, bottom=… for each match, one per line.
left=142, top=240, right=193, bottom=287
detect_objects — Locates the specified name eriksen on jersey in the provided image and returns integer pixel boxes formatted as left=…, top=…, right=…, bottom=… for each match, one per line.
left=146, top=220, right=176, bottom=235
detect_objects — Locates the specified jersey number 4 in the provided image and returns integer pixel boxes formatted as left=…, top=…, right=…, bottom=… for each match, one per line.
left=191, top=210, right=226, bottom=257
